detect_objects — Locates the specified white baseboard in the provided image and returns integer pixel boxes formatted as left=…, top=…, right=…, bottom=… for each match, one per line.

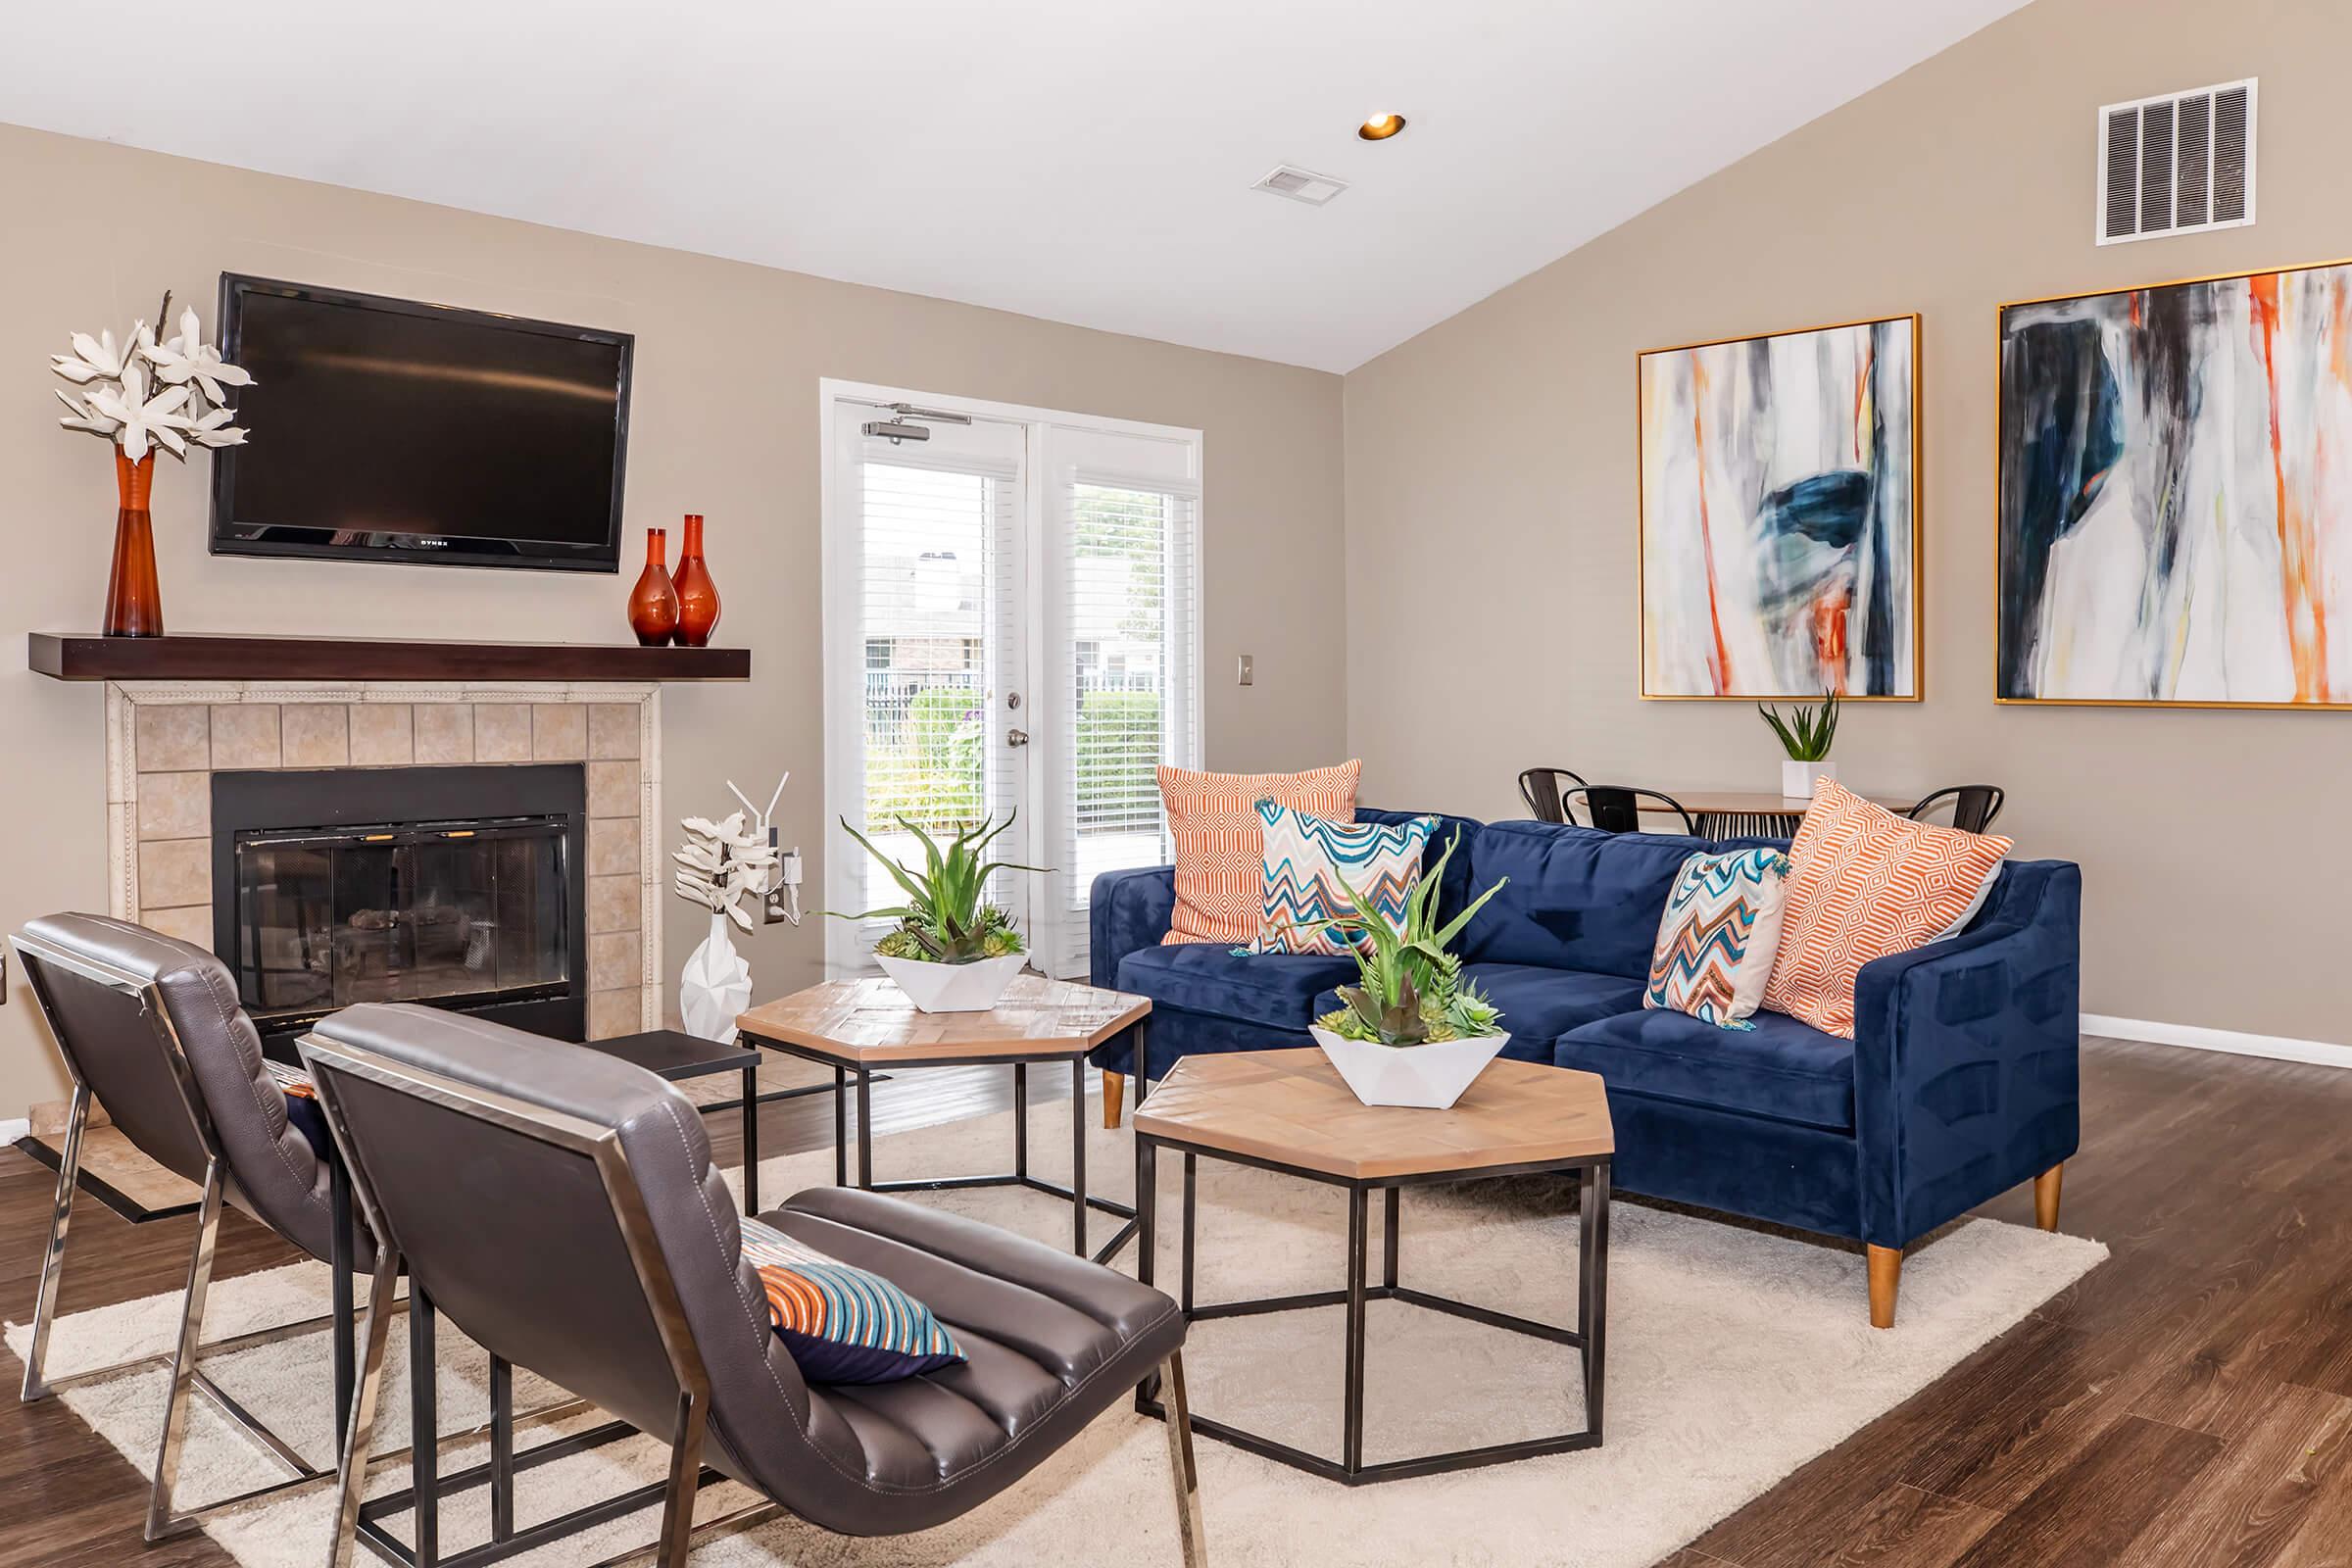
left=0, top=1117, right=28, bottom=1144
left=2082, top=1013, right=2351, bottom=1069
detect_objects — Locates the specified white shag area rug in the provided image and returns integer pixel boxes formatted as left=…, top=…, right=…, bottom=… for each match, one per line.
left=7, top=1094, right=2105, bottom=1568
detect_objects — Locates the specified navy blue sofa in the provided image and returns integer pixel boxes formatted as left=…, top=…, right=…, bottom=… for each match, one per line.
left=1089, top=809, right=2082, bottom=1325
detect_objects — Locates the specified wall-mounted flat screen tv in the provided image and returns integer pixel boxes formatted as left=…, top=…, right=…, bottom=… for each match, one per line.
left=209, top=274, right=632, bottom=572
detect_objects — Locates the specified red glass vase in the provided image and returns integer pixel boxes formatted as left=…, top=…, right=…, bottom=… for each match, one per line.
left=103, top=450, right=164, bottom=638
left=626, top=526, right=680, bottom=646
left=672, top=513, right=721, bottom=648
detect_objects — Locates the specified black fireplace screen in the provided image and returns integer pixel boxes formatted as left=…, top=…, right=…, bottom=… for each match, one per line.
left=232, top=816, right=571, bottom=1021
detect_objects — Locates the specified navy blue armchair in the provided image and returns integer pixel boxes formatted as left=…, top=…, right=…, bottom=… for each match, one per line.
left=1088, top=810, right=2081, bottom=1326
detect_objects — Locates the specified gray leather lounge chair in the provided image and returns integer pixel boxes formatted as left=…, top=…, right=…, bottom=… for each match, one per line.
left=303, top=1003, right=1204, bottom=1568
left=12, top=913, right=374, bottom=1541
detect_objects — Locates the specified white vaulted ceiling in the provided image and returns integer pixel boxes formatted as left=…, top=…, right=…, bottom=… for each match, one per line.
left=0, top=0, right=2033, bottom=371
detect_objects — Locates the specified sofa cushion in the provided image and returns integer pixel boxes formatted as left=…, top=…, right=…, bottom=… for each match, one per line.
left=1459, top=820, right=1711, bottom=979
left=1554, top=1006, right=1856, bottom=1131
left=1457, top=963, right=1646, bottom=1062
left=1116, top=944, right=1361, bottom=1028
left=1160, top=760, right=1361, bottom=947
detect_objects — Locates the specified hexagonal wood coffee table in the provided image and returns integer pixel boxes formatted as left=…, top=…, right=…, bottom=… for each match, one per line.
left=734, top=974, right=1150, bottom=1261
left=1131, top=1047, right=1615, bottom=1483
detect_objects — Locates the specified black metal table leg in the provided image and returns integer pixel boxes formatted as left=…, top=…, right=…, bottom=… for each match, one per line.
left=740, top=1062, right=760, bottom=1217
left=1070, top=1055, right=1088, bottom=1256
left=410, top=1285, right=439, bottom=1568
left=1013, top=1062, right=1028, bottom=1181
left=1383, top=1185, right=1400, bottom=1289
left=1134, top=1020, right=1149, bottom=1106
left=1180, top=1152, right=1197, bottom=1313
left=1580, top=1161, right=1610, bottom=1441
left=1134, top=1136, right=1159, bottom=1406
left=831, top=1065, right=848, bottom=1187
left=1343, top=1185, right=1369, bottom=1474
left=855, top=1068, right=875, bottom=1188
left=330, top=1152, right=355, bottom=1453
left=488, top=1354, right=514, bottom=1544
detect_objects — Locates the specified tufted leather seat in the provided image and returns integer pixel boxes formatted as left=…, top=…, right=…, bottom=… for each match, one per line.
left=306, top=1003, right=1199, bottom=1558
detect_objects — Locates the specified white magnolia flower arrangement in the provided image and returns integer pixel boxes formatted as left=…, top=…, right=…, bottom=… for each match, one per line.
left=672, top=808, right=783, bottom=933
left=51, top=293, right=252, bottom=462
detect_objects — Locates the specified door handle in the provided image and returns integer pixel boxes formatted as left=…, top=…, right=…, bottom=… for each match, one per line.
left=1006, top=727, right=1030, bottom=748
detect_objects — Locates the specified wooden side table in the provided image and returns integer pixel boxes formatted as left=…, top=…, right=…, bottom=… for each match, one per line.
left=735, top=974, right=1152, bottom=1262
left=1131, top=1048, right=1615, bottom=1484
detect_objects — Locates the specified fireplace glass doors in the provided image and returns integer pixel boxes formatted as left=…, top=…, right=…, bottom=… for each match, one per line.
left=233, top=817, right=570, bottom=1019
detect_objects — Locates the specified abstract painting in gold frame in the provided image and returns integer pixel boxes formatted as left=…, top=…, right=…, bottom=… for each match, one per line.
left=1639, top=314, right=1922, bottom=701
left=1998, top=258, right=2352, bottom=710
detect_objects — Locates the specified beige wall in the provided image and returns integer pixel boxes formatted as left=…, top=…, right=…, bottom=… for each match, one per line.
left=0, top=122, right=1346, bottom=1118
left=1343, top=0, right=2351, bottom=1049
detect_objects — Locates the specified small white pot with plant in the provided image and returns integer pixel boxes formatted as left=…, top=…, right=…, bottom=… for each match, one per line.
left=832, top=812, right=1044, bottom=1012
left=1306, top=832, right=1513, bottom=1109
left=1760, top=689, right=1839, bottom=800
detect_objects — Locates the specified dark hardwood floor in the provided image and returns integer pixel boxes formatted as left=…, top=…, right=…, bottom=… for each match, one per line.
left=4, top=1039, right=2351, bottom=1567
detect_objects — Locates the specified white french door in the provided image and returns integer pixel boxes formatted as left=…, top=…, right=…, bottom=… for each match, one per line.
left=822, top=382, right=1201, bottom=978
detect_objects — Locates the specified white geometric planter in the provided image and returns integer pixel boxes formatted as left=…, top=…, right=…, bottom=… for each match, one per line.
left=1310, top=1026, right=1509, bottom=1109
left=1781, top=759, right=1837, bottom=801
left=680, top=912, right=753, bottom=1042
left=876, top=953, right=1026, bottom=1013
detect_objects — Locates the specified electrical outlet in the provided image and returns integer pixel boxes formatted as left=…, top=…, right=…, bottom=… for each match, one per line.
left=1238, top=654, right=1254, bottom=686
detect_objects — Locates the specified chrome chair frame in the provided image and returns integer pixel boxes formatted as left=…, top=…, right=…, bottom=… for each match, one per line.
left=306, top=1031, right=1206, bottom=1568
left=10, top=931, right=584, bottom=1544
left=11, top=929, right=355, bottom=1541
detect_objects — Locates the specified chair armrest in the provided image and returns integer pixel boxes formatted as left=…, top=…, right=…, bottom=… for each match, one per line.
left=1089, top=866, right=1176, bottom=990
left=1850, top=860, right=2082, bottom=1249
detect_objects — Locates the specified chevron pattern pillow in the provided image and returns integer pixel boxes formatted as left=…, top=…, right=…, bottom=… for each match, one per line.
left=1763, top=779, right=2012, bottom=1039
left=738, top=1215, right=965, bottom=1385
left=1644, top=847, right=1794, bottom=1029
left=1159, top=760, right=1361, bottom=945
left=1254, top=803, right=1435, bottom=956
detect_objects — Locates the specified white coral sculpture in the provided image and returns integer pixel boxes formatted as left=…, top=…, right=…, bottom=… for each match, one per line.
left=673, top=809, right=782, bottom=934
left=51, top=294, right=251, bottom=462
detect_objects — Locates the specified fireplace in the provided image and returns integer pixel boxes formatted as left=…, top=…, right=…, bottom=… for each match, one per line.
left=212, top=764, right=589, bottom=1049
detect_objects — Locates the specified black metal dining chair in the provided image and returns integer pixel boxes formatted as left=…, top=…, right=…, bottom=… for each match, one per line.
left=1907, top=785, right=2006, bottom=835
left=1518, top=767, right=1590, bottom=824
left=1563, top=786, right=1696, bottom=835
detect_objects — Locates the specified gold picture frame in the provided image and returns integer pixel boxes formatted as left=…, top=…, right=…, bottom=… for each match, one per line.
left=1637, top=312, right=1925, bottom=703
left=1994, top=256, right=2352, bottom=710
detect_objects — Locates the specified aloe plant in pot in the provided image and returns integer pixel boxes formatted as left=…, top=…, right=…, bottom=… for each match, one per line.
left=1306, top=831, right=1512, bottom=1108
left=1760, top=689, right=1839, bottom=800
left=831, top=812, right=1047, bottom=1012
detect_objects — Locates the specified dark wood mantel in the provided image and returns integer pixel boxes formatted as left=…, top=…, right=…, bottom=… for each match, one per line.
left=26, top=631, right=751, bottom=683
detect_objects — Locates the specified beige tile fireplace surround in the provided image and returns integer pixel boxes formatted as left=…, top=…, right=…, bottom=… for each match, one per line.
left=105, top=680, right=663, bottom=1042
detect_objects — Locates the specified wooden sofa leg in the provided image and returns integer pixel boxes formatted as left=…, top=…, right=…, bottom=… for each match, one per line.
left=1102, top=1071, right=1125, bottom=1129
left=2034, top=1162, right=2064, bottom=1232
left=1867, top=1245, right=1902, bottom=1330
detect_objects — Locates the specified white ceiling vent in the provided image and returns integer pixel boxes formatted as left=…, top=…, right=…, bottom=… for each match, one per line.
left=2096, top=77, right=2255, bottom=245
left=1252, top=165, right=1348, bottom=207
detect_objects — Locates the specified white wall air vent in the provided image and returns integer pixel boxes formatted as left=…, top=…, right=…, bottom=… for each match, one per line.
left=1252, top=165, right=1348, bottom=207
left=2097, top=78, right=2255, bottom=245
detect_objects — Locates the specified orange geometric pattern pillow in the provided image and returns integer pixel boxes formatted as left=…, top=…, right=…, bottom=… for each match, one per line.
left=1159, top=760, right=1360, bottom=945
left=1761, top=779, right=2011, bottom=1039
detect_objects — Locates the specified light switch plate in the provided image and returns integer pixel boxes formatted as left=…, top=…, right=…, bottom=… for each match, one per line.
left=1237, top=655, right=1254, bottom=686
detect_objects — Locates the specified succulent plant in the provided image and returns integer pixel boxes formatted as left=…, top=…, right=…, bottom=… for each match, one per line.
left=1759, top=689, right=1839, bottom=760
left=831, top=811, right=1046, bottom=964
left=1311, top=829, right=1509, bottom=1047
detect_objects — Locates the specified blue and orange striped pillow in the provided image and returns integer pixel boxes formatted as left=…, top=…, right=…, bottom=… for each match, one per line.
left=738, top=1216, right=965, bottom=1384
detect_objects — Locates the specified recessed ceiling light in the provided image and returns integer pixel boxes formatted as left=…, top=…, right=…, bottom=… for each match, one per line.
left=1357, top=114, right=1407, bottom=142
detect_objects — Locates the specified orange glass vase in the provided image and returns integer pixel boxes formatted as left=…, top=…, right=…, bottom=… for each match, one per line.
left=627, top=526, right=680, bottom=645
left=672, top=513, right=721, bottom=647
left=103, top=450, right=164, bottom=638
